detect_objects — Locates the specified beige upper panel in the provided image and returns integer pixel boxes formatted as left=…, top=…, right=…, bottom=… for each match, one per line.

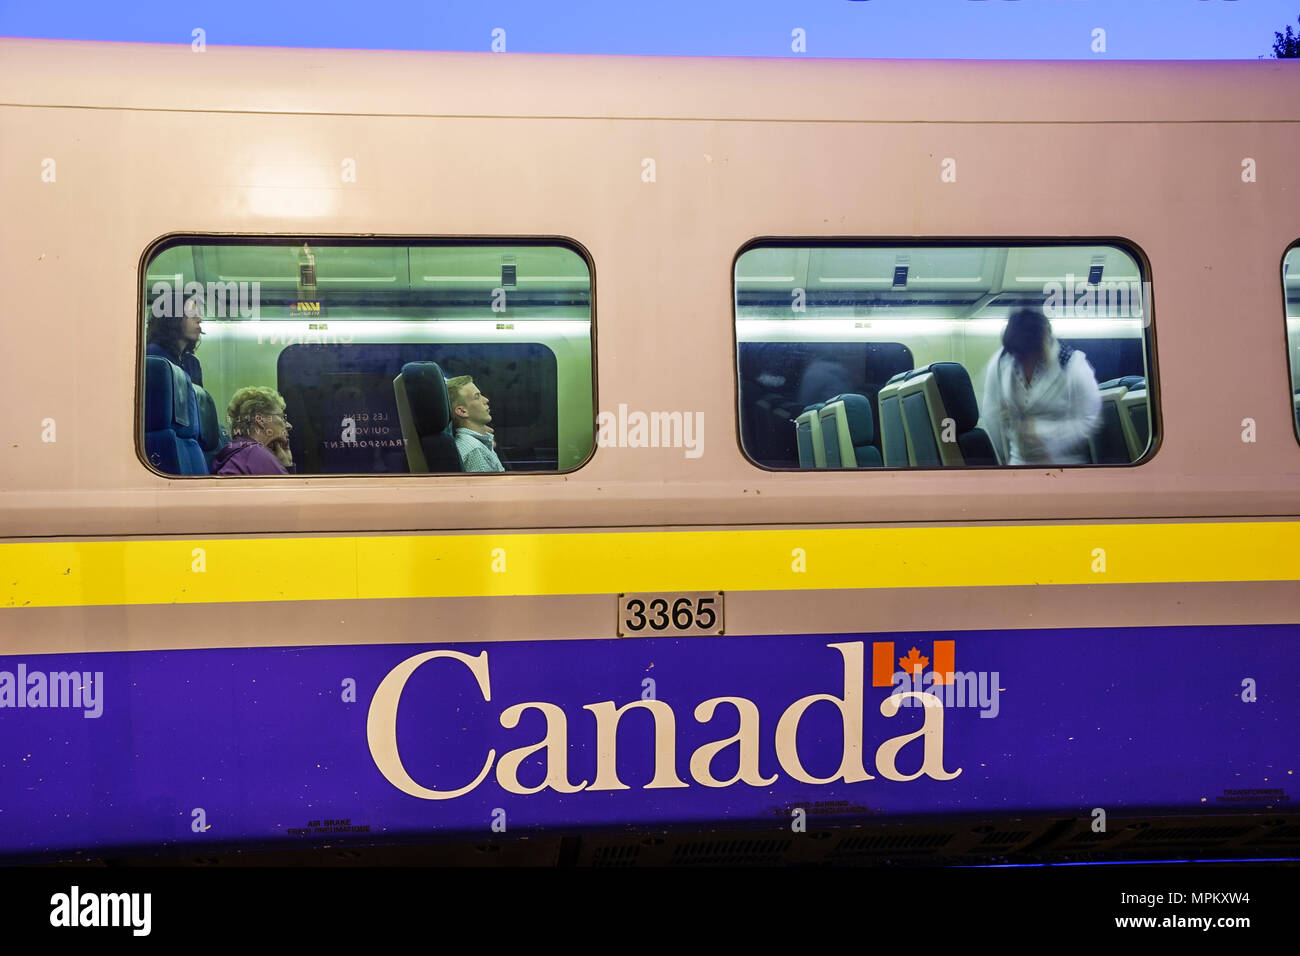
left=1, top=40, right=1298, bottom=537
left=1, top=39, right=1297, bottom=122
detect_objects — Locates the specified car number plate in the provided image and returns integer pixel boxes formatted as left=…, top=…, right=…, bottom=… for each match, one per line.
left=617, top=592, right=724, bottom=637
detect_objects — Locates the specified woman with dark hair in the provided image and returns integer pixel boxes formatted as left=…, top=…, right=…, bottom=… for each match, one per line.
left=979, top=307, right=1102, bottom=465
left=146, top=297, right=203, bottom=386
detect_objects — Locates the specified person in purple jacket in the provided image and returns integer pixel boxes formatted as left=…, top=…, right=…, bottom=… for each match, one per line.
left=211, top=386, right=295, bottom=475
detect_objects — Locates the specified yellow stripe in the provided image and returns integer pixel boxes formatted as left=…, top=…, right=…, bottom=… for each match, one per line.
left=1, top=522, right=1297, bottom=610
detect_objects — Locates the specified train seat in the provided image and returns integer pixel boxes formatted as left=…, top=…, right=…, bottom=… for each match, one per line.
left=1090, top=377, right=1136, bottom=464
left=895, top=362, right=997, bottom=466
left=1293, top=389, right=1299, bottom=435
left=877, top=371, right=911, bottom=466
left=815, top=401, right=845, bottom=468
left=393, top=361, right=464, bottom=473
left=932, top=363, right=998, bottom=465
left=793, top=402, right=827, bottom=468
left=143, top=355, right=208, bottom=475
left=1119, top=383, right=1150, bottom=460
left=192, top=384, right=227, bottom=470
left=818, top=394, right=882, bottom=467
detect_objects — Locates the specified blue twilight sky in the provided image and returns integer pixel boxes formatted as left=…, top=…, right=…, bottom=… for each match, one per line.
left=1, top=0, right=1299, bottom=59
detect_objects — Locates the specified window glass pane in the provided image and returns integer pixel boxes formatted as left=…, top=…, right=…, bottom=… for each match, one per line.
left=140, top=240, right=593, bottom=476
left=1285, top=246, right=1300, bottom=441
left=735, top=243, right=1154, bottom=469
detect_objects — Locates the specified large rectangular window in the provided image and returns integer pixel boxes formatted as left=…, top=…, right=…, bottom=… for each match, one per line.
left=139, top=239, right=594, bottom=477
left=734, top=242, right=1155, bottom=470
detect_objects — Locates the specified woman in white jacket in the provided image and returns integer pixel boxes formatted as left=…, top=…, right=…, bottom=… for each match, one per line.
left=980, top=308, right=1102, bottom=465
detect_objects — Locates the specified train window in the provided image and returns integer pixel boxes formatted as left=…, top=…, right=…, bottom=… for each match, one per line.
left=734, top=243, right=1155, bottom=469
left=1284, top=246, right=1300, bottom=444
left=139, top=239, right=594, bottom=476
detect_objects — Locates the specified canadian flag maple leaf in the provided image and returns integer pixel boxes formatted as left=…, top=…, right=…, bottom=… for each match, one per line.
left=899, top=647, right=929, bottom=674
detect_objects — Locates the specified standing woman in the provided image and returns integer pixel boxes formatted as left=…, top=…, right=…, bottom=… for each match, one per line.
left=146, top=296, right=204, bottom=386
left=980, top=307, right=1102, bottom=465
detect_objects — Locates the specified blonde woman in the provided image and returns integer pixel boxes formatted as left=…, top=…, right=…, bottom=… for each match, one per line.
left=211, top=386, right=294, bottom=475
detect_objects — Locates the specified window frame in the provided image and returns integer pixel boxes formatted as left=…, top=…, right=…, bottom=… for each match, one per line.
left=134, top=233, right=598, bottom=480
left=1282, top=240, right=1300, bottom=449
left=731, top=236, right=1161, bottom=473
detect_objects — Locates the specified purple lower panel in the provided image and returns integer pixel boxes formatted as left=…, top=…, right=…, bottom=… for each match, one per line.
left=0, top=624, right=1294, bottom=856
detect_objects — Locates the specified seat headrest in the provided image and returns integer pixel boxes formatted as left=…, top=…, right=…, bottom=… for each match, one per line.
left=800, top=402, right=826, bottom=415
left=398, top=362, right=453, bottom=433
left=828, top=393, right=875, bottom=446
left=885, top=370, right=912, bottom=386
left=925, top=362, right=980, bottom=432
left=1100, top=375, right=1145, bottom=390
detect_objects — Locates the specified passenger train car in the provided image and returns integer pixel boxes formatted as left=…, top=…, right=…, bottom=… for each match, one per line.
left=1, top=39, right=1298, bottom=865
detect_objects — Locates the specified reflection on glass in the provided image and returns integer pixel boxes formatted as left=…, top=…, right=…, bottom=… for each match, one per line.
left=140, top=241, right=593, bottom=476
left=734, top=244, right=1154, bottom=469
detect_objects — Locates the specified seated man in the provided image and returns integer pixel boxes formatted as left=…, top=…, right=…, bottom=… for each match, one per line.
left=445, top=375, right=505, bottom=472
left=211, top=386, right=295, bottom=475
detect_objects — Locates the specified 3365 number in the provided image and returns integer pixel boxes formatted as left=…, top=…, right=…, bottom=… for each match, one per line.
left=618, top=592, right=724, bottom=637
